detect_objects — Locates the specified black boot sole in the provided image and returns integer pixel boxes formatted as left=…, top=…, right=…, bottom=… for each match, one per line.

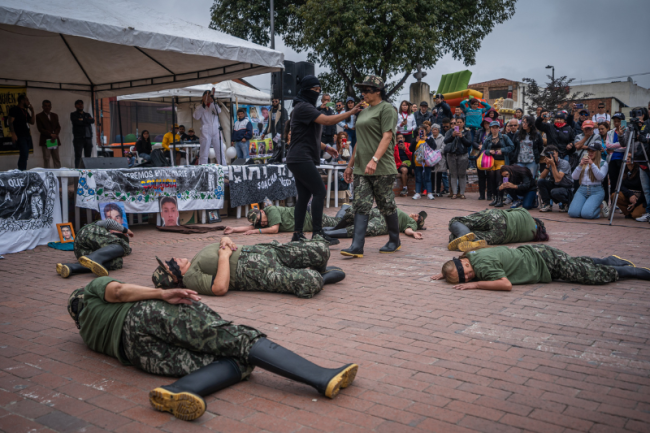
left=149, top=388, right=206, bottom=421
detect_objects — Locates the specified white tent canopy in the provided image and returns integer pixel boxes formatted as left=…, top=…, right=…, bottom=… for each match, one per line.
left=118, top=81, right=271, bottom=105
left=0, top=0, right=283, bottom=98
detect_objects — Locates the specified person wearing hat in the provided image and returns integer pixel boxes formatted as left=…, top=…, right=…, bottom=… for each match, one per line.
left=286, top=75, right=361, bottom=245
left=446, top=207, right=548, bottom=253
left=414, top=101, right=433, bottom=130
left=184, top=128, right=200, bottom=143
left=569, top=104, right=591, bottom=134
left=568, top=139, right=609, bottom=219
left=431, top=246, right=649, bottom=290
left=66, top=277, right=359, bottom=422
left=331, top=75, right=400, bottom=258
left=480, top=120, right=514, bottom=207
left=535, top=110, right=576, bottom=161
left=162, top=124, right=183, bottom=165
left=432, top=94, right=452, bottom=126
left=324, top=206, right=427, bottom=240
left=222, top=205, right=341, bottom=236
left=152, top=236, right=345, bottom=298
left=56, top=219, right=134, bottom=278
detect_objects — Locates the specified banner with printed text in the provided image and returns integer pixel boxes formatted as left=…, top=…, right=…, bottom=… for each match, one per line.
left=0, top=87, right=28, bottom=154
left=76, top=165, right=225, bottom=212
left=0, top=171, right=61, bottom=254
left=228, top=164, right=297, bottom=207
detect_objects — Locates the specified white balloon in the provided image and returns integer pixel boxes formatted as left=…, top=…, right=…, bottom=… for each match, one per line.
left=209, top=148, right=216, bottom=159
left=225, top=146, right=238, bottom=163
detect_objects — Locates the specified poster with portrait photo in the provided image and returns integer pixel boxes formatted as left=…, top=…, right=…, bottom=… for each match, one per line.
left=159, top=196, right=180, bottom=227
left=99, top=202, right=129, bottom=230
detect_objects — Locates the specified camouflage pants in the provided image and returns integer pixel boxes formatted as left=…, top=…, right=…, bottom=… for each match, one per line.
left=122, top=300, right=264, bottom=378
left=448, top=210, right=507, bottom=245
left=345, top=208, right=388, bottom=237
left=530, top=244, right=618, bottom=285
left=234, top=240, right=329, bottom=298
left=74, top=223, right=131, bottom=270
left=337, top=175, right=396, bottom=227
left=321, top=214, right=339, bottom=228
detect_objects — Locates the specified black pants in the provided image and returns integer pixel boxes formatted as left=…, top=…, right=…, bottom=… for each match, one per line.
left=488, top=170, right=502, bottom=199
left=73, top=137, right=93, bottom=168
left=477, top=169, right=488, bottom=197
left=607, top=159, right=623, bottom=200
left=287, top=161, right=326, bottom=234
left=538, top=178, right=572, bottom=205
left=17, top=136, right=33, bottom=171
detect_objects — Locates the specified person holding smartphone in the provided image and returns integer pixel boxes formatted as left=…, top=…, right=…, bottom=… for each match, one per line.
left=568, top=141, right=609, bottom=219
left=443, top=117, right=473, bottom=199
left=412, top=126, right=436, bottom=200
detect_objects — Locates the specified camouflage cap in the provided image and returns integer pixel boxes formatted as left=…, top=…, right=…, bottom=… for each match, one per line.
left=152, top=256, right=176, bottom=289
left=67, top=288, right=85, bottom=329
left=354, top=75, right=385, bottom=90
left=417, top=211, right=428, bottom=229
left=247, top=209, right=261, bottom=227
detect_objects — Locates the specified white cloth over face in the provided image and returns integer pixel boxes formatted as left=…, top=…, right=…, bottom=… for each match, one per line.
left=193, top=102, right=225, bottom=165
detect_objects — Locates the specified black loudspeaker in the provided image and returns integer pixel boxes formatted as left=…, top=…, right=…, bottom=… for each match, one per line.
left=282, top=61, right=296, bottom=100
left=81, top=157, right=130, bottom=169
left=295, top=61, right=315, bottom=85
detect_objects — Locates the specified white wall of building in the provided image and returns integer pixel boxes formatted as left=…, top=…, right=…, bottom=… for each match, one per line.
left=571, top=81, right=650, bottom=110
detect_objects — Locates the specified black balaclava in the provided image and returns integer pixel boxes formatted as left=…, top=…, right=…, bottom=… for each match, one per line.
left=295, top=75, right=321, bottom=106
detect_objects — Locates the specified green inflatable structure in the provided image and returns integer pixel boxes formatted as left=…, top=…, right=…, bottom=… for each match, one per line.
left=436, top=70, right=473, bottom=94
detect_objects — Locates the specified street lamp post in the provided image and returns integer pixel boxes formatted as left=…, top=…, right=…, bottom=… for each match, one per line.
left=546, top=65, right=555, bottom=83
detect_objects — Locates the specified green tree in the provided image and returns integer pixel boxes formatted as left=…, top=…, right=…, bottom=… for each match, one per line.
left=210, top=0, right=517, bottom=99
left=522, top=75, right=593, bottom=115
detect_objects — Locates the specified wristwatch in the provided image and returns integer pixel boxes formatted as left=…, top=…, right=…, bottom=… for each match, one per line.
left=372, top=156, right=379, bottom=163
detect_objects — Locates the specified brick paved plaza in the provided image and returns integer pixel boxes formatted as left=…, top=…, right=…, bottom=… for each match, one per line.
left=1, top=194, right=650, bottom=433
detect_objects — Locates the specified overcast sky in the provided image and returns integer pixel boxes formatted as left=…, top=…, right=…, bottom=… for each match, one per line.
left=148, top=0, right=650, bottom=97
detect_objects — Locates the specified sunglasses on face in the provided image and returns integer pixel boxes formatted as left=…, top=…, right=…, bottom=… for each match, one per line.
left=359, top=87, right=377, bottom=94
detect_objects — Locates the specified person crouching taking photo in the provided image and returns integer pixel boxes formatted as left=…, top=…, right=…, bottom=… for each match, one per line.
left=568, top=141, right=608, bottom=219
left=498, top=165, right=538, bottom=209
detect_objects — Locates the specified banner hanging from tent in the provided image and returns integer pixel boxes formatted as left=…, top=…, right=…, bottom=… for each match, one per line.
left=0, top=171, right=61, bottom=254
left=228, top=164, right=297, bottom=208
left=0, top=87, right=29, bottom=155
left=76, top=165, right=225, bottom=212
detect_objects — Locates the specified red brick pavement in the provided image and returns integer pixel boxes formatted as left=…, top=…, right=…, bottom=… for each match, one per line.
left=1, top=193, right=650, bottom=433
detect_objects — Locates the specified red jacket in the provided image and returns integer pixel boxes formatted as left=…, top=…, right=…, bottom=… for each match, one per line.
left=394, top=144, right=412, bottom=169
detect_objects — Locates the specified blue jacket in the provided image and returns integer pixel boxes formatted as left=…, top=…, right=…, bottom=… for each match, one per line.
left=232, top=118, right=253, bottom=142
left=482, top=132, right=515, bottom=165
left=460, top=100, right=491, bottom=129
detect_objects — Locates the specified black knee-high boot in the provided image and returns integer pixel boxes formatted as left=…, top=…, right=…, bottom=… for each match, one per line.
left=57, top=262, right=92, bottom=278
left=323, top=228, right=350, bottom=238
left=379, top=212, right=401, bottom=253
left=592, top=256, right=635, bottom=267
left=340, top=214, right=368, bottom=258
left=613, top=266, right=650, bottom=280
left=248, top=338, right=358, bottom=399
left=149, top=359, right=242, bottom=421
left=78, top=244, right=125, bottom=277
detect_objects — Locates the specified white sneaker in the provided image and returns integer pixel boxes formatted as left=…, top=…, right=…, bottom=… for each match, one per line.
left=636, top=212, right=650, bottom=222
left=427, top=193, right=435, bottom=200
left=412, top=193, right=421, bottom=200
left=504, top=197, right=513, bottom=205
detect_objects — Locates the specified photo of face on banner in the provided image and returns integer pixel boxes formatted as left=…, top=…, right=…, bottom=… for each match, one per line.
left=100, top=202, right=129, bottom=230
left=159, top=196, right=180, bottom=227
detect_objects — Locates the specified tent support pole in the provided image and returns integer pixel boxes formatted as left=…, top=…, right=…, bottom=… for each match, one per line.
left=172, top=97, right=177, bottom=166
left=117, top=98, right=124, bottom=159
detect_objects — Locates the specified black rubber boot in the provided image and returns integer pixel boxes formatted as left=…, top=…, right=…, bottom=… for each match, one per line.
left=57, top=262, right=92, bottom=278
left=489, top=197, right=498, bottom=206
left=78, top=244, right=125, bottom=277
left=592, top=256, right=635, bottom=267
left=322, top=269, right=345, bottom=285
left=323, top=266, right=343, bottom=272
left=379, top=212, right=401, bottom=253
left=335, top=204, right=351, bottom=219
left=312, top=230, right=340, bottom=246
left=323, top=228, right=350, bottom=239
left=291, top=232, right=308, bottom=242
left=494, top=194, right=504, bottom=207
left=340, top=214, right=368, bottom=258
left=612, top=266, right=650, bottom=280
left=149, top=359, right=241, bottom=421
left=248, top=338, right=358, bottom=399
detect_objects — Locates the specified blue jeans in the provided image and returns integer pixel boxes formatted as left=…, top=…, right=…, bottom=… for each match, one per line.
left=516, top=162, right=538, bottom=178
left=345, top=129, right=356, bottom=150
left=442, top=172, right=449, bottom=191
left=415, top=166, right=432, bottom=194
left=236, top=140, right=249, bottom=159
left=568, top=185, right=605, bottom=219
left=640, top=169, right=650, bottom=213
left=139, top=152, right=152, bottom=162
left=506, top=189, right=538, bottom=209
left=17, top=136, right=33, bottom=171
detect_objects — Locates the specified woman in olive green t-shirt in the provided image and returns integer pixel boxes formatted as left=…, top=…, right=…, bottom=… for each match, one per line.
left=337, top=75, right=399, bottom=258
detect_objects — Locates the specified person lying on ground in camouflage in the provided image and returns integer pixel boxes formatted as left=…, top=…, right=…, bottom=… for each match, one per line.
left=56, top=219, right=134, bottom=278
left=324, top=205, right=427, bottom=240
left=223, top=205, right=340, bottom=235
left=67, top=277, right=359, bottom=422
left=447, top=208, right=549, bottom=252
left=431, top=244, right=649, bottom=290
left=152, top=236, right=345, bottom=298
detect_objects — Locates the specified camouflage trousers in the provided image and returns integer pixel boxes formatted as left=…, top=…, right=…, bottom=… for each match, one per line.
left=122, top=300, right=264, bottom=378
left=448, top=210, right=507, bottom=245
left=530, top=244, right=618, bottom=285
left=234, top=240, right=329, bottom=298
left=321, top=214, right=339, bottom=228
left=345, top=208, right=388, bottom=237
left=74, top=223, right=131, bottom=270
left=338, top=175, right=397, bottom=226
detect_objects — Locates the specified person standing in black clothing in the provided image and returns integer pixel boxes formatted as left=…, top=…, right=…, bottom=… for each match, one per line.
left=286, top=75, right=360, bottom=245
left=414, top=101, right=433, bottom=130
left=432, top=94, right=452, bottom=126
left=535, top=111, right=575, bottom=162
left=318, top=93, right=337, bottom=152
left=8, top=95, right=35, bottom=170
left=70, top=100, right=95, bottom=168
